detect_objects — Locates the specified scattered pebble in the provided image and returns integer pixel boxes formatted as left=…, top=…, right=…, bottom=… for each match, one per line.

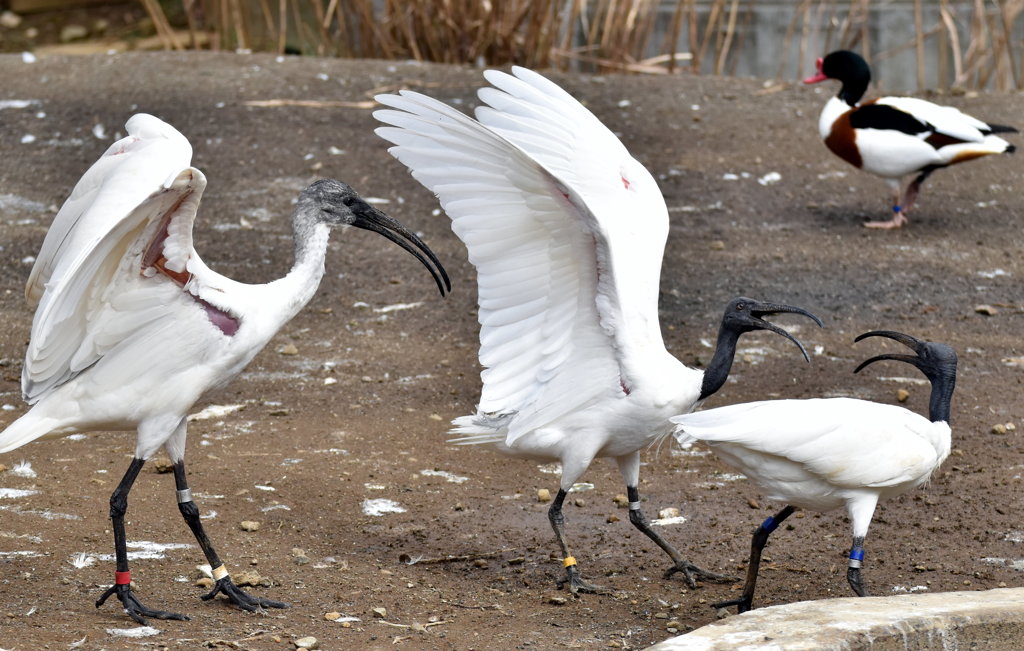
left=372, top=606, right=387, bottom=618
left=537, top=488, right=552, bottom=503
left=234, top=570, right=270, bottom=587
left=709, top=240, right=726, bottom=251
left=658, top=507, right=681, bottom=519
left=547, top=595, right=567, bottom=605
left=757, top=171, right=781, bottom=185
left=0, top=10, right=22, bottom=28
left=896, top=388, right=910, bottom=403
left=21, top=52, right=36, bottom=64
left=991, top=423, right=1015, bottom=435
left=294, top=636, right=318, bottom=649
left=975, top=304, right=998, bottom=316
left=60, top=24, right=89, bottom=42
left=240, top=520, right=260, bottom=531
left=612, top=494, right=628, bottom=507
left=278, top=343, right=299, bottom=355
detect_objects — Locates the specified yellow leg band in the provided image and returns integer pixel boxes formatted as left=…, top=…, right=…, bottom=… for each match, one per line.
left=211, top=564, right=229, bottom=581
left=563, top=556, right=577, bottom=568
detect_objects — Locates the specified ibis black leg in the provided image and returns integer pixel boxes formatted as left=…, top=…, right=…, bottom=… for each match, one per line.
left=549, top=488, right=609, bottom=595
left=625, top=485, right=736, bottom=588
left=95, top=457, right=189, bottom=624
left=713, top=505, right=796, bottom=614
left=172, top=461, right=289, bottom=611
left=847, top=535, right=867, bottom=596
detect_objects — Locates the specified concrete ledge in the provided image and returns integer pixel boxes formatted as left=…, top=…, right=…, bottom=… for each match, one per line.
left=648, top=587, right=1024, bottom=650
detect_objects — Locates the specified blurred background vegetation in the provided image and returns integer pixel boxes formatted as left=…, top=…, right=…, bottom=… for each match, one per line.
left=2, top=1, right=1023, bottom=91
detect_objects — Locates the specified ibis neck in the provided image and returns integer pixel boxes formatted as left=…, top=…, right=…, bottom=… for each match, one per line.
left=280, top=213, right=331, bottom=314
left=928, top=370, right=956, bottom=424
left=698, top=326, right=742, bottom=401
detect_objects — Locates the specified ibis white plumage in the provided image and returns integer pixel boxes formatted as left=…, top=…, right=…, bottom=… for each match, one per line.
left=672, top=330, right=957, bottom=612
left=804, top=50, right=1016, bottom=229
left=373, top=67, right=821, bottom=593
left=0, top=113, right=449, bottom=623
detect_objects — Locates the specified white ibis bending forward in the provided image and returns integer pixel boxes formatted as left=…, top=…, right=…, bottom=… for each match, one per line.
left=672, top=330, right=956, bottom=612
left=0, top=114, right=449, bottom=623
left=374, top=67, right=822, bottom=593
left=805, top=50, right=1016, bottom=229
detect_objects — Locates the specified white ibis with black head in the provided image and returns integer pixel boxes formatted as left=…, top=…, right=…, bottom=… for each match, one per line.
left=672, top=330, right=957, bottom=613
left=804, top=50, right=1016, bottom=229
left=373, top=67, right=822, bottom=594
left=0, top=114, right=449, bottom=623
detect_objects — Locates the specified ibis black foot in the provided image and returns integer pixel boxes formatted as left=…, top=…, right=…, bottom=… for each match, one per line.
left=664, top=560, right=738, bottom=588
left=556, top=564, right=611, bottom=596
left=201, top=577, right=290, bottom=612
left=96, top=583, right=189, bottom=625
left=712, top=595, right=754, bottom=614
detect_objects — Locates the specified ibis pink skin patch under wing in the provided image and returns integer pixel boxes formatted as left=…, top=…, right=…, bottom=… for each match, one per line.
left=195, top=296, right=240, bottom=336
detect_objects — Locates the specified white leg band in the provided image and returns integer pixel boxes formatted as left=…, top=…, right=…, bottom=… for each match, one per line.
left=848, top=559, right=862, bottom=569
left=211, top=564, right=229, bottom=581
left=176, top=488, right=193, bottom=504
left=628, top=501, right=642, bottom=511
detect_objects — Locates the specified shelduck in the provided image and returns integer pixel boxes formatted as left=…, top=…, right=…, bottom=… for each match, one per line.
left=804, top=50, right=1016, bottom=228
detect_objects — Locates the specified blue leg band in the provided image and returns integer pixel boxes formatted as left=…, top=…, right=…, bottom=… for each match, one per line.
left=892, top=205, right=902, bottom=213
left=849, top=546, right=865, bottom=568
left=761, top=516, right=780, bottom=534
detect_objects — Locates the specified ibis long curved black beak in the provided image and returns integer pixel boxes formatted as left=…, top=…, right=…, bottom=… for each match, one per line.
left=745, top=299, right=824, bottom=363
left=853, top=330, right=925, bottom=374
left=351, top=201, right=451, bottom=296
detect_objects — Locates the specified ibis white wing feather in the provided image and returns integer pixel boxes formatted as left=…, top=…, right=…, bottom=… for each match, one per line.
left=672, top=398, right=948, bottom=489
left=22, top=115, right=203, bottom=403
left=375, top=84, right=635, bottom=444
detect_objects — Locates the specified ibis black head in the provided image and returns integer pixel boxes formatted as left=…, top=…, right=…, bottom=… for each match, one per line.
left=803, top=50, right=871, bottom=105
left=300, top=179, right=451, bottom=296
left=854, top=330, right=957, bottom=423
left=720, top=297, right=824, bottom=363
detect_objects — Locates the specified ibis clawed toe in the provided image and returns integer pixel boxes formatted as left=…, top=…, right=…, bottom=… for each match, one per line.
left=672, top=330, right=957, bottom=613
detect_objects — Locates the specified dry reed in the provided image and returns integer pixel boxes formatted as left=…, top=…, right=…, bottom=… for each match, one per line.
left=142, top=0, right=1024, bottom=90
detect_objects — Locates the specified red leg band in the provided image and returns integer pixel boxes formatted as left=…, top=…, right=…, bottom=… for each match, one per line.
left=115, top=570, right=132, bottom=585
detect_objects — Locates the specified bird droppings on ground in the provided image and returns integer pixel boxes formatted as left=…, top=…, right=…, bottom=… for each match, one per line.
left=419, top=469, right=468, bottom=483
left=362, top=498, right=406, bottom=516
left=94, top=541, right=194, bottom=562
left=105, top=626, right=160, bottom=638
left=0, top=488, right=39, bottom=499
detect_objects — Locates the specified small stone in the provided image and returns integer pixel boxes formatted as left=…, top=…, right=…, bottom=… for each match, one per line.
left=666, top=619, right=682, bottom=629
left=896, top=388, right=910, bottom=403
left=658, top=507, right=681, bottom=519
left=151, top=459, right=174, bottom=473
left=991, top=423, right=1008, bottom=435
left=606, top=515, right=619, bottom=523
left=234, top=570, right=270, bottom=587
left=473, top=559, right=488, bottom=569
left=0, top=11, right=22, bottom=28
left=612, top=494, right=628, bottom=507
left=709, top=240, right=726, bottom=251
left=537, top=488, right=552, bottom=503
left=59, top=24, right=88, bottom=42
left=195, top=577, right=214, bottom=588
left=372, top=606, right=387, bottom=618
left=278, top=343, right=299, bottom=355
left=547, top=595, right=567, bottom=605
left=240, top=520, right=261, bottom=531
left=325, top=611, right=341, bottom=621
left=573, top=498, right=585, bottom=507
left=975, top=304, right=998, bottom=316
left=294, top=637, right=318, bottom=649
left=429, top=413, right=443, bottom=421
left=746, top=498, right=760, bottom=509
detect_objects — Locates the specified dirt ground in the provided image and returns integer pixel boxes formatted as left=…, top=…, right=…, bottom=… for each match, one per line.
left=0, top=53, right=1022, bottom=650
